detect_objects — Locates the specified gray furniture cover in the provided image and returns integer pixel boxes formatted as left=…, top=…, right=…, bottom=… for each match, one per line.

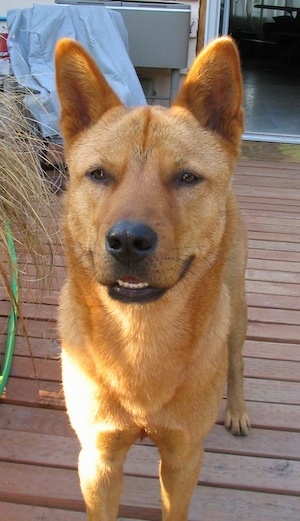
left=7, top=4, right=146, bottom=140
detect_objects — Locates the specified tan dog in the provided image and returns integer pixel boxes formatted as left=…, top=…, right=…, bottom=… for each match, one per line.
left=55, top=36, right=250, bottom=521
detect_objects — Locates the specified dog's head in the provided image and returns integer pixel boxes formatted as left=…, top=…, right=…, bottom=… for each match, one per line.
left=55, top=37, right=243, bottom=304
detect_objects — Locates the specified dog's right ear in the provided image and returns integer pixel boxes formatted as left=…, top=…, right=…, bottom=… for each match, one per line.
left=55, top=38, right=123, bottom=145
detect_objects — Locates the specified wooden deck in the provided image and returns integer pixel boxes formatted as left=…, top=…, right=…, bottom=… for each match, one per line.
left=0, top=159, right=299, bottom=520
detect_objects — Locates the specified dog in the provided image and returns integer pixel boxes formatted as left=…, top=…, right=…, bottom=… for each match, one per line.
left=55, top=36, right=250, bottom=521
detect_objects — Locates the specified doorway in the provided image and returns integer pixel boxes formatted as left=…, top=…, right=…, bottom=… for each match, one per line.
left=202, top=0, right=300, bottom=143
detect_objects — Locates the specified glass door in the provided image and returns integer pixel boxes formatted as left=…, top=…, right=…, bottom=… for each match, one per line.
left=204, top=0, right=300, bottom=143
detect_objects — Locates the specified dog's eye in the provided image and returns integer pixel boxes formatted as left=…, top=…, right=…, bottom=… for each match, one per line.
left=88, top=168, right=109, bottom=183
left=178, top=171, right=202, bottom=185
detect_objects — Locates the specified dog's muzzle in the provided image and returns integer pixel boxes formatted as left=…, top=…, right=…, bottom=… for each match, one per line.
left=105, top=220, right=165, bottom=303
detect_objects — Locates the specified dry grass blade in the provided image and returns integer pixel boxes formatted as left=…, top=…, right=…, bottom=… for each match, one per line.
left=0, top=88, right=62, bottom=300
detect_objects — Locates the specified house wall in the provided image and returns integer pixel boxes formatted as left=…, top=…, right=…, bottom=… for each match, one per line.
left=1, top=0, right=200, bottom=104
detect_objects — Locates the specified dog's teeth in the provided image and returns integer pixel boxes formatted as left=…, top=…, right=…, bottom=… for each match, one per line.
left=117, top=280, right=149, bottom=289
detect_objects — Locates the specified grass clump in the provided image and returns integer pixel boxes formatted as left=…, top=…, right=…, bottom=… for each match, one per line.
left=0, top=89, right=62, bottom=300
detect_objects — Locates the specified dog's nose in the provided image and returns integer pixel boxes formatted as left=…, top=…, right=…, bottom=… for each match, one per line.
left=105, top=220, right=157, bottom=265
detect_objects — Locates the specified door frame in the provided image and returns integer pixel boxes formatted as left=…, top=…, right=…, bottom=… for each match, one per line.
left=197, top=0, right=230, bottom=52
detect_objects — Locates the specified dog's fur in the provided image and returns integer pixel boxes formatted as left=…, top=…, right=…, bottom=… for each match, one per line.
left=55, top=36, right=250, bottom=521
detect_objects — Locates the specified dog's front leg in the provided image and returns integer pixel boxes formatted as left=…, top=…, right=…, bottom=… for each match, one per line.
left=225, top=291, right=250, bottom=436
left=158, top=438, right=204, bottom=521
left=78, top=432, right=134, bottom=521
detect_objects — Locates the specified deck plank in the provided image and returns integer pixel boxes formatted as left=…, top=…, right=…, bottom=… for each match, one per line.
left=0, top=462, right=299, bottom=521
left=0, top=430, right=299, bottom=496
left=0, top=503, right=87, bottom=521
left=0, top=159, right=299, bottom=520
left=1, top=423, right=299, bottom=463
left=243, top=340, right=300, bottom=361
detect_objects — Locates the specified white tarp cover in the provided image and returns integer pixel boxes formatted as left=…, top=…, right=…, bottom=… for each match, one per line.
left=7, top=4, right=146, bottom=139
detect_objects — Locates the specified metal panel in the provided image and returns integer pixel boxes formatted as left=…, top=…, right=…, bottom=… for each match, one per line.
left=56, top=1, right=191, bottom=68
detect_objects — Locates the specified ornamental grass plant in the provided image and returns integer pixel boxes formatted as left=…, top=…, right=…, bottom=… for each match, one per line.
left=0, top=88, right=61, bottom=304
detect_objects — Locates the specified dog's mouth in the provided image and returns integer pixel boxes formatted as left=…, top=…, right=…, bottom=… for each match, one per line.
left=107, top=256, right=194, bottom=304
left=108, top=276, right=166, bottom=304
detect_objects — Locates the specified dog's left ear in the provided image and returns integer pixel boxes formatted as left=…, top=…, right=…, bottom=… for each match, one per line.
left=173, top=37, right=244, bottom=151
left=55, top=38, right=123, bottom=145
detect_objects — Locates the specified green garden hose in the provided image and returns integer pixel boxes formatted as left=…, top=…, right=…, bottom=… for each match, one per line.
left=0, top=224, right=18, bottom=396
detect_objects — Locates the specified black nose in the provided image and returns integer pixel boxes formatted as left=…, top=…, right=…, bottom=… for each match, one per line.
left=105, top=220, right=157, bottom=266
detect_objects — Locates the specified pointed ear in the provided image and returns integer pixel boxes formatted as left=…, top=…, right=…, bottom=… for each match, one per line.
left=55, top=38, right=123, bottom=144
left=173, top=37, right=244, bottom=150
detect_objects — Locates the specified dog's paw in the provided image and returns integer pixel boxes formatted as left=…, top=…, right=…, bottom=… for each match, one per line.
left=224, top=408, right=250, bottom=436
